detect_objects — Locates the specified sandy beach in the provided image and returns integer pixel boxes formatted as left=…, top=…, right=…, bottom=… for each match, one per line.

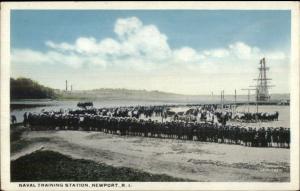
left=12, top=130, right=290, bottom=182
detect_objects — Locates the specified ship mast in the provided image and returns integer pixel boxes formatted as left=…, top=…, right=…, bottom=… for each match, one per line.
left=253, top=58, right=274, bottom=102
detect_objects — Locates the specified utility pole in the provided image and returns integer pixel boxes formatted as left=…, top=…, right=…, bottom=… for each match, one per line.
left=220, top=90, right=223, bottom=110
left=234, top=89, right=237, bottom=113
left=223, top=90, right=225, bottom=110
left=255, top=88, right=259, bottom=113
left=234, top=89, right=237, bottom=104
left=241, top=88, right=256, bottom=113
left=223, top=90, right=225, bottom=100
left=220, top=90, right=225, bottom=111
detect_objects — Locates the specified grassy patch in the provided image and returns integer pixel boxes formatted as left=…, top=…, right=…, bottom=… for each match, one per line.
left=11, top=137, right=51, bottom=153
left=10, top=125, right=27, bottom=142
left=11, top=125, right=29, bottom=153
left=10, top=125, right=51, bottom=153
left=11, top=150, right=191, bottom=182
left=11, top=125, right=31, bottom=153
left=11, top=139, right=31, bottom=153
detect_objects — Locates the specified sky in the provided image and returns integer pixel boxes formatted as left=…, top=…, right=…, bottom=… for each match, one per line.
left=11, top=10, right=291, bottom=95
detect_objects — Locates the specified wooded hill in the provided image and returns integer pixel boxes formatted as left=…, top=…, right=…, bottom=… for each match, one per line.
left=10, top=78, right=57, bottom=99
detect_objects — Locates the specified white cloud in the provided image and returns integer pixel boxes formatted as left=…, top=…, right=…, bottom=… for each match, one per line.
left=41, top=17, right=172, bottom=67
left=98, top=38, right=121, bottom=55
left=173, top=47, right=202, bottom=63
left=12, top=49, right=50, bottom=65
left=12, top=16, right=289, bottom=84
left=203, top=48, right=230, bottom=58
left=45, top=41, right=75, bottom=52
left=229, top=41, right=255, bottom=59
left=114, top=17, right=143, bottom=38
left=74, top=37, right=99, bottom=54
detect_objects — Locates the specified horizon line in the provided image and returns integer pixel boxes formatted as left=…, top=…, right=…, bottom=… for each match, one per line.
left=60, top=88, right=290, bottom=97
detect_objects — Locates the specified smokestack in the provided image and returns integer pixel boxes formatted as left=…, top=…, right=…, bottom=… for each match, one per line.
left=66, top=80, right=68, bottom=91
left=235, top=89, right=237, bottom=103
left=71, top=85, right=73, bottom=91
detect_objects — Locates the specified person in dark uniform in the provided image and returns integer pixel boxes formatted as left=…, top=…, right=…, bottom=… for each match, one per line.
left=266, top=127, right=272, bottom=147
left=286, top=128, right=290, bottom=148
left=23, top=112, right=28, bottom=126
left=11, top=115, right=17, bottom=124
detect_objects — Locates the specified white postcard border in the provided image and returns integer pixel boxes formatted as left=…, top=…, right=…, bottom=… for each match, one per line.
left=1, top=1, right=299, bottom=191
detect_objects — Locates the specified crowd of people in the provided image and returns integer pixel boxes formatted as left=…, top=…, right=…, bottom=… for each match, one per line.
left=172, top=106, right=280, bottom=123
left=21, top=105, right=290, bottom=148
left=232, top=111, right=279, bottom=122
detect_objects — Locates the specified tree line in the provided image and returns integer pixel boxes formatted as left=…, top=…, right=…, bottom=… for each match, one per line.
left=11, top=77, right=57, bottom=99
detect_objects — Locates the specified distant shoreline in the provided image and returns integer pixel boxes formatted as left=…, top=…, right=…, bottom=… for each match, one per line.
left=10, top=96, right=291, bottom=104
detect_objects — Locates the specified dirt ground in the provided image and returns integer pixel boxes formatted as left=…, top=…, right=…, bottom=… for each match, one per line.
left=12, top=130, right=290, bottom=182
